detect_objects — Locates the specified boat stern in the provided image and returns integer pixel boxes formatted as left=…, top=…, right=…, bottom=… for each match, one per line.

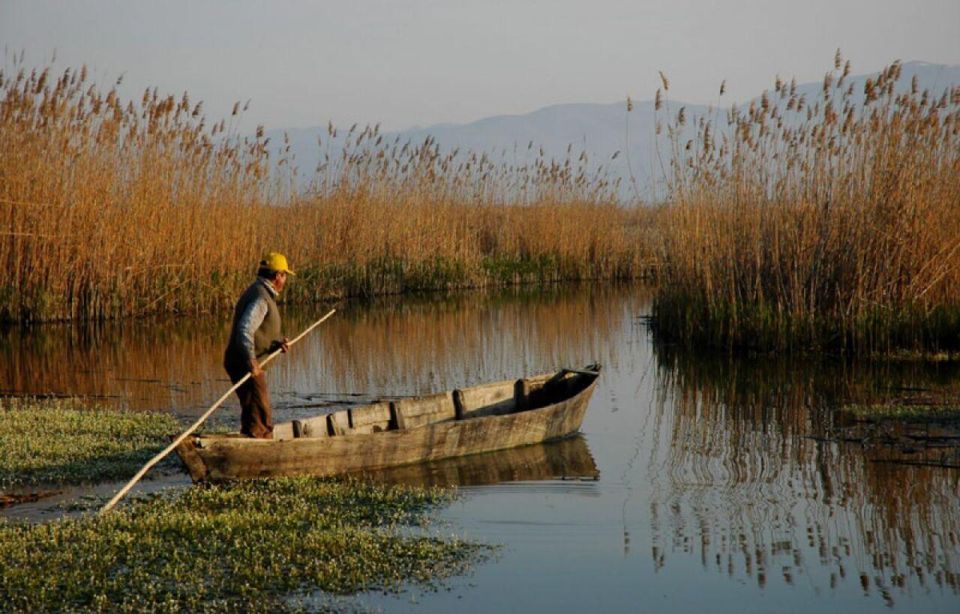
left=173, top=435, right=209, bottom=482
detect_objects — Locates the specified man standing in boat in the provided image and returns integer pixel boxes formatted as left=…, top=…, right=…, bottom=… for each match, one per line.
left=224, top=252, right=294, bottom=439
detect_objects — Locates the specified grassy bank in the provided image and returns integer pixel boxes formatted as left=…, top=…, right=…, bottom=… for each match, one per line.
left=0, top=398, right=180, bottom=488
left=0, top=478, right=488, bottom=611
left=651, top=55, right=960, bottom=354
left=0, top=60, right=653, bottom=323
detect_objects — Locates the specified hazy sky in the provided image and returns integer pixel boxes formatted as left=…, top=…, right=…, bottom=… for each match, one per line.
left=2, top=0, right=959, bottom=131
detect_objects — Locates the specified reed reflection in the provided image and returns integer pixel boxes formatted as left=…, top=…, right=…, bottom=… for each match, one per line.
left=649, top=346, right=960, bottom=604
left=287, top=285, right=634, bottom=404
left=0, top=285, right=636, bottom=419
left=0, top=318, right=233, bottom=413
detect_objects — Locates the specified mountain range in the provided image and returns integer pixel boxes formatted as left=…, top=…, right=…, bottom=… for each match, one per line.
left=267, top=61, right=960, bottom=199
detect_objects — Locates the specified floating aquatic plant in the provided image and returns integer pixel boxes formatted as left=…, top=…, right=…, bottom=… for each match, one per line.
left=0, top=478, right=490, bottom=611
left=0, top=398, right=180, bottom=489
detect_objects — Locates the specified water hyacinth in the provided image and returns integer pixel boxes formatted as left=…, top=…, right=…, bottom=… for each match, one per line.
left=0, top=478, right=490, bottom=611
left=0, top=398, right=180, bottom=488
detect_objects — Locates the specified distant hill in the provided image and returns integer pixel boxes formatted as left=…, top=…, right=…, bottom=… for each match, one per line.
left=268, top=61, right=960, bottom=200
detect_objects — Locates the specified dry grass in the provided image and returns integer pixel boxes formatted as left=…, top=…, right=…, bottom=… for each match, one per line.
left=652, top=54, right=960, bottom=353
left=0, top=59, right=653, bottom=323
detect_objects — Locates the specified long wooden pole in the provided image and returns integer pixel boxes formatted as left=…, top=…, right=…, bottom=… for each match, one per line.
left=100, top=308, right=337, bottom=514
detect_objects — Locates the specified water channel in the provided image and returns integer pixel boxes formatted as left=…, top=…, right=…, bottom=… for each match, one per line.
left=2, top=285, right=959, bottom=612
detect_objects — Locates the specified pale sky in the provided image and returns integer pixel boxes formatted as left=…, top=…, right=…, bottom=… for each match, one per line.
left=2, top=0, right=959, bottom=131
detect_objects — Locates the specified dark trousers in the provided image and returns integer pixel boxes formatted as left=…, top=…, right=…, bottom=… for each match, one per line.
left=224, top=354, right=274, bottom=439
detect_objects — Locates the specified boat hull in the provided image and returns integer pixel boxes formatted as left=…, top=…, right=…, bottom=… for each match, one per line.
left=175, top=368, right=599, bottom=482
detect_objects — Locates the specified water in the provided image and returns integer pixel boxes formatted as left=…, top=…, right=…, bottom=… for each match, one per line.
left=2, top=285, right=959, bottom=612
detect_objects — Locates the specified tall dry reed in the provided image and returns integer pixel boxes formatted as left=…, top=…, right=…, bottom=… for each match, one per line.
left=0, top=60, right=653, bottom=323
left=652, top=54, right=960, bottom=353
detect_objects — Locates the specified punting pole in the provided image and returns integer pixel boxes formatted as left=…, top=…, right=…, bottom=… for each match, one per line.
left=100, top=308, right=337, bottom=514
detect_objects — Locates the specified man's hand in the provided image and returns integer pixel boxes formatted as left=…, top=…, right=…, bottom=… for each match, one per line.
left=249, top=359, right=264, bottom=379
left=269, top=338, right=291, bottom=354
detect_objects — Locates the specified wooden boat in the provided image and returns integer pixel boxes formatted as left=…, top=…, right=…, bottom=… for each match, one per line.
left=175, top=365, right=601, bottom=482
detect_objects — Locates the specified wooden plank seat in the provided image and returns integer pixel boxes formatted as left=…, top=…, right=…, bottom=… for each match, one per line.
left=285, top=372, right=588, bottom=439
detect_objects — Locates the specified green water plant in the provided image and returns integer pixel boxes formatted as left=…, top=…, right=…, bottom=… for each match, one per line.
left=0, top=398, right=180, bottom=488
left=0, top=478, right=488, bottom=612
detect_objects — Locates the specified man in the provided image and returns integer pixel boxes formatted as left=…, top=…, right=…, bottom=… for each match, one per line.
left=224, top=252, right=294, bottom=438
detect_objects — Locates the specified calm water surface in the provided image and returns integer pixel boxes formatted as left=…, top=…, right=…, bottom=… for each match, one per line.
left=3, top=285, right=959, bottom=612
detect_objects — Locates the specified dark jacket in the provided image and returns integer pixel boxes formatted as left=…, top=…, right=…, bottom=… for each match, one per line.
left=224, top=278, right=281, bottom=366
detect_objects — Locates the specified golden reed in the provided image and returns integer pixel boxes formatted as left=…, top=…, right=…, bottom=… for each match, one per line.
left=0, top=60, right=653, bottom=323
left=652, top=54, right=960, bottom=354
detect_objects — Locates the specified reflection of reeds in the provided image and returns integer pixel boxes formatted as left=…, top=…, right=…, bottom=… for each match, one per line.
left=0, top=285, right=637, bottom=414
left=284, top=285, right=636, bottom=400
left=0, top=60, right=653, bottom=323
left=652, top=55, right=960, bottom=353
left=650, top=344, right=960, bottom=602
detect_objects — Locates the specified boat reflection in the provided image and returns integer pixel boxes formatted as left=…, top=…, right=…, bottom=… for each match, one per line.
left=348, top=435, right=599, bottom=488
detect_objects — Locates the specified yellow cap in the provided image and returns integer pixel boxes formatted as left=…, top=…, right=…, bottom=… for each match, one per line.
left=260, top=252, right=295, bottom=276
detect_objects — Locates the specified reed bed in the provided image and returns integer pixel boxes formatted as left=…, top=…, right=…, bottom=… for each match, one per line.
left=652, top=54, right=960, bottom=353
left=0, top=60, right=652, bottom=323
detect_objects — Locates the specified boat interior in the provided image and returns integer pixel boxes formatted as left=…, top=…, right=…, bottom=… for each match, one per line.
left=268, top=365, right=601, bottom=441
